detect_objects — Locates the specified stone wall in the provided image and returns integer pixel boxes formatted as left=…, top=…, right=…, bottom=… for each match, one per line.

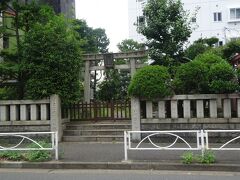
left=0, top=95, right=69, bottom=142
left=131, top=94, right=240, bottom=140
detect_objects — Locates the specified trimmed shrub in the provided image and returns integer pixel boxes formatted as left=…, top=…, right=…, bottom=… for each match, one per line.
left=209, top=63, right=239, bottom=93
left=194, top=52, right=227, bottom=68
left=128, top=66, right=172, bottom=99
left=173, top=61, right=209, bottom=94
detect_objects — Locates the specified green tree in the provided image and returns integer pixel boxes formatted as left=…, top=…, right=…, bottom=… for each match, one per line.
left=0, top=2, right=83, bottom=102
left=222, top=40, right=240, bottom=61
left=139, top=0, right=192, bottom=66
left=71, top=19, right=109, bottom=54
left=20, top=14, right=82, bottom=103
left=184, top=43, right=209, bottom=60
left=93, top=28, right=109, bottom=53
left=0, top=1, right=54, bottom=98
left=117, top=39, right=145, bottom=52
left=96, top=39, right=145, bottom=101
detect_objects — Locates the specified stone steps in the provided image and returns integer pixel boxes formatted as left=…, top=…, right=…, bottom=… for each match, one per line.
left=66, top=124, right=131, bottom=130
left=62, top=120, right=131, bottom=142
left=64, top=129, right=128, bottom=136
left=62, top=135, right=124, bottom=142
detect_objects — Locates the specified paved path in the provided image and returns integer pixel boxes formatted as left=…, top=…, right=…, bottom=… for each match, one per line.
left=60, top=142, right=240, bottom=163
left=1, top=169, right=240, bottom=180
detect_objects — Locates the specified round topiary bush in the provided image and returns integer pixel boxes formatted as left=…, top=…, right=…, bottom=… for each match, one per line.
left=209, top=63, right=239, bottom=93
left=194, top=52, right=227, bottom=68
left=173, top=60, right=209, bottom=94
left=128, top=66, right=172, bottom=99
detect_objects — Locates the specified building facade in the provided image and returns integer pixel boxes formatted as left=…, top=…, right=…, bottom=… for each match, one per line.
left=128, top=0, right=240, bottom=46
left=0, top=0, right=75, bottom=51
left=41, top=0, right=76, bottom=19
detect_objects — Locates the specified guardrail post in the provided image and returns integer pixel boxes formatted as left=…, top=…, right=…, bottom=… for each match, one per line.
left=201, top=130, right=205, bottom=157
left=55, top=131, right=59, bottom=160
left=124, top=131, right=128, bottom=161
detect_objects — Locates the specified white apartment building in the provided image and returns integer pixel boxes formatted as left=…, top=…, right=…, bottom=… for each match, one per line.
left=128, top=0, right=240, bottom=46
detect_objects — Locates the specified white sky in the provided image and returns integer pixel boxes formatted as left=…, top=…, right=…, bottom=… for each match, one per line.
left=75, top=0, right=129, bottom=52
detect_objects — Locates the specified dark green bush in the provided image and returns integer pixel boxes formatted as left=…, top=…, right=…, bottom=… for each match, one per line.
left=184, top=43, right=209, bottom=60
left=173, top=52, right=238, bottom=94
left=209, top=63, right=238, bottom=93
left=194, top=52, right=227, bottom=68
left=173, top=61, right=209, bottom=94
left=128, top=66, right=172, bottom=99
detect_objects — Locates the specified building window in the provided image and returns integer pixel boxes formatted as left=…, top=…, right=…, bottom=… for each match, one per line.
left=191, top=17, right=196, bottom=23
left=137, top=16, right=145, bottom=26
left=214, top=12, right=222, bottom=22
left=218, top=41, right=223, bottom=46
left=230, top=8, right=240, bottom=21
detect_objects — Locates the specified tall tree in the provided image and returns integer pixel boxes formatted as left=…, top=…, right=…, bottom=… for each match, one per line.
left=20, top=14, right=83, bottom=103
left=93, top=28, right=109, bottom=53
left=0, top=2, right=83, bottom=102
left=117, top=39, right=144, bottom=52
left=139, top=0, right=192, bottom=66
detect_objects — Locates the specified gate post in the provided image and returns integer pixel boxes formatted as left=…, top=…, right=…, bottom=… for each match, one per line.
left=50, top=94, right=62, bottom=142
left=131, top=97, right=141, bottom=140
left=84, top=60, right=91, bottom=103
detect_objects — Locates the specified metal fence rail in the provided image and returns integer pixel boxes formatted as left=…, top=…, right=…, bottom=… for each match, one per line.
left=205, top=130, right=240, bottom=151
left=0, top=131, right=58, bottom=160
left=124, top=130, right=240, bottom=161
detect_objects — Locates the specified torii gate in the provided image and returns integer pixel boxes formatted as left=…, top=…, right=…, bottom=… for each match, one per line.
left=83, top=50, right=147, bottom=103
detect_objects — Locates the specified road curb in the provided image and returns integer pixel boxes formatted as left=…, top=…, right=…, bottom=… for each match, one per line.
left=1, top=161, right=240, bottom=172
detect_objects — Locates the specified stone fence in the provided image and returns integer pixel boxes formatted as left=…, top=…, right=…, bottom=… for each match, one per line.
left=131, top=94, right=240, bottom=139
left=0, top=95, right=69, bottom=141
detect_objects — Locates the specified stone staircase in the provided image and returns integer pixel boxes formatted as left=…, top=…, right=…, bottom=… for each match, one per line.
left=62, top=120, right=131, bottom=142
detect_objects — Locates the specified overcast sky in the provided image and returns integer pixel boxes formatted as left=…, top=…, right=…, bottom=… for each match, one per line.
left=75, top=0, right=129, bottom=52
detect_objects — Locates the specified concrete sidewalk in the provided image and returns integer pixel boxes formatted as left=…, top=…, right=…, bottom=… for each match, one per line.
left=1, top=142, right=240, bottom=171
left=60, top=142, right=240, bottom=164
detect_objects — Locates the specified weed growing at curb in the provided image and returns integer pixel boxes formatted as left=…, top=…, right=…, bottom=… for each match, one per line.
left=0, top=151, right=23, bottom=161
left=200, top=150, right=216, bottom=164
left=181, top=152, right=194, bottom=164
left=0, top=141, right=52, bottom=162
left=181, top=150, right=216, bottom=164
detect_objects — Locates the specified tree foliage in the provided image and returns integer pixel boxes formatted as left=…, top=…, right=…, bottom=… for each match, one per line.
left=173, top=61, right=209, bottom=94
left=139, top=0, right=192, bottom=66
left=117, top=39, right=145, bottom=52
left=184, top=37, right=220, bottom=60
left=0, top=2, right=84, bottom=102
left=222, top=40, right=240, bottom=61
left=71, top=19, right=109, bottom=54
left=96, top=70, right=130, bottom=101
left=173, top=52, right=238, bottom=94
left=128, top=66, right=172, bottom=99
left=184, top=43, right=209, bottom=60
left=209, top=63, right=238, bottom=93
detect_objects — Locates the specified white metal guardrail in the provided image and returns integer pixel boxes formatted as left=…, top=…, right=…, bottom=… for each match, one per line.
left=0, top=132, right=59, bottom=160
left=205, top=130, right=240, bottom=151
left=124, top=130, right=240, bottom=161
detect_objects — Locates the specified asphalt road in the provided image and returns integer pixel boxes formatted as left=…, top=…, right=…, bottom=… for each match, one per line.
left=1, top=169, right=240, bottom=180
